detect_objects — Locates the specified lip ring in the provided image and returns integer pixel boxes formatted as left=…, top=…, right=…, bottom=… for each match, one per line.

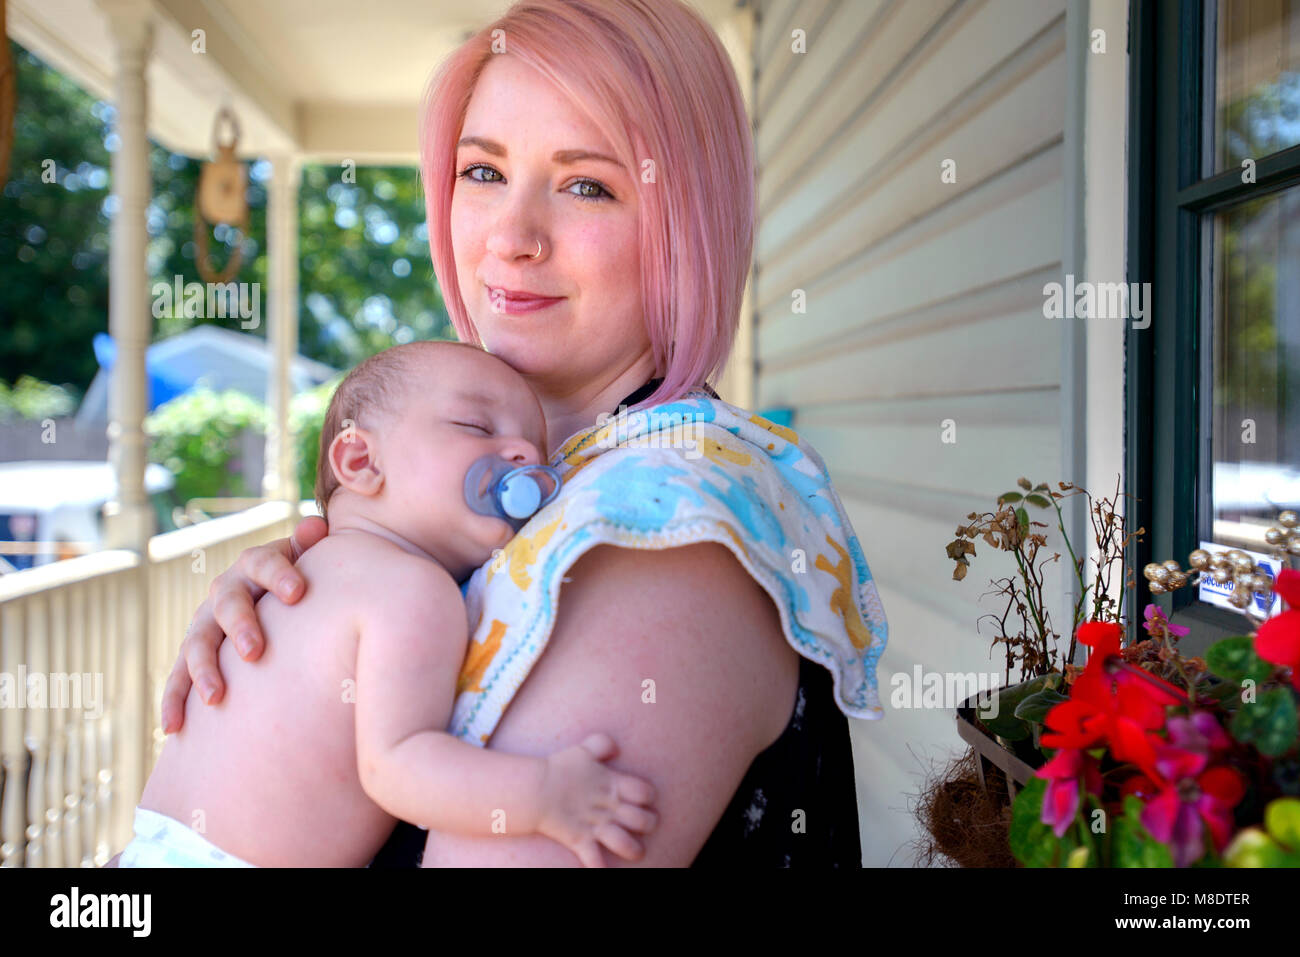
left=488, top=285, right=562, bottom=302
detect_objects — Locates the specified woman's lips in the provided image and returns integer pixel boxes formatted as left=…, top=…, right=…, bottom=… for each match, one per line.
left=488, top=286, right=564, bottom=315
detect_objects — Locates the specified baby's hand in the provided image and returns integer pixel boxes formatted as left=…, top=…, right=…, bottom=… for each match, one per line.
left=536, top=732, right=658, bottom=867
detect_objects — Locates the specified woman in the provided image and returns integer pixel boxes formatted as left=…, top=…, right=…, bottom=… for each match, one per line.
left=149, top=0, right=886, bottom=867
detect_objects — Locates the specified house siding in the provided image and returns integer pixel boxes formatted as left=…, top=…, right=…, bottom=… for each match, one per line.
left=752, top=0, right=1070, bottom=866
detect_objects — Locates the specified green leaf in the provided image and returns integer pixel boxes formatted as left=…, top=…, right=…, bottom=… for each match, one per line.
left=1265, top=797, right=1300, bottom=851
left=1016, top=507, right=1029, bottom=536
left=999, top=491, right=1023, bottom=504
left=1112, top=795, right=1175, bottom=867
left=1015, top=687, right=1070, bottom=725
left=1206, top=636, right=1275, bottom=685
left=977, top=673, right=1061, bottom=740
left=1229, top=687, right=1300, bottom=757
left=1224, top=827, right=1300, bottom=868
left=1024, top=493, right=1052, bottom=509
left=1009, top=777, right=1063, bottom=867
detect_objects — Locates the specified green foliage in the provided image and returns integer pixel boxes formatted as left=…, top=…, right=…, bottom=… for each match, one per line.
left=2, top=41, right=452, bottom=397
left=1, top=42, right=113, bottom=389
left=289, top=375, right=343, bottom=502
left=1111, top=795, right=1175, bottom=868
left=1206, top=635, right=1276, bottom=685
left=979, top=673, right=1063, bottom=741
left=145, top=389, right=267, bottom=504
left=0, top=376, right=79, bottom=420
left=1224, top=798, right=1300, bottom=867
left=1009, top=778, right=1063, bottom=867
left=1230, top=687, right=1300, bottom=758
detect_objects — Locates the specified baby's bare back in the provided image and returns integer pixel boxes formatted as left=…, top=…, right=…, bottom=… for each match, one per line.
left=139, top=536, right=414, bottom=866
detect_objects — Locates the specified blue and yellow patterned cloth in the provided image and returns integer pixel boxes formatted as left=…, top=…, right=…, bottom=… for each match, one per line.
left=449, top=388, right=888, bottom=744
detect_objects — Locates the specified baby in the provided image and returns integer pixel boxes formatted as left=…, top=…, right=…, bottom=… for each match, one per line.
left=121, top=340, right=657, bottom=867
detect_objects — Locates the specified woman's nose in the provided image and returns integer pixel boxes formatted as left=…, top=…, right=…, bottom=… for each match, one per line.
left=484, top=188, right=548, bottom=262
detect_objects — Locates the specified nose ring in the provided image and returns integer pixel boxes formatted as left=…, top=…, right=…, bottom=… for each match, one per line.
left=529, top=240, right=542, bottom=260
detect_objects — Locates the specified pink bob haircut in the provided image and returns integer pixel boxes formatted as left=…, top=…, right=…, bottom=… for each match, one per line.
left=418, top=0, right=757, bottom=411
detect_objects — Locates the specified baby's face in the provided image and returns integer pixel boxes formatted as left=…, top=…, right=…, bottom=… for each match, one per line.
left=376, top=349, right=548, bottom=576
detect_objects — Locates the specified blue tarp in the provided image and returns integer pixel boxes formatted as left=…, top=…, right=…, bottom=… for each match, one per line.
left=93, top=332, right=191, bottom=410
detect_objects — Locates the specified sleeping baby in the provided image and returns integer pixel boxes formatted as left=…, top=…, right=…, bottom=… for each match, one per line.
left=120, top=339, right=658, bottom=867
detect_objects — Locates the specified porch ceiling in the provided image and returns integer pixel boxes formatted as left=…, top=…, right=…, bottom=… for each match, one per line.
left=8, top=0, right=752, bottom=165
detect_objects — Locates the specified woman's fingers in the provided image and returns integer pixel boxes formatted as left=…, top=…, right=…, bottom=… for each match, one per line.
left=240, top=539, right=305, bottom=605
left=161, top=530, right=319, bottom=734
left=290, top=516, right=328, bottom=560
left=159, top=634, right=196, bottom=734
left=210, top=575, right=266, bottom=662
left=209, top=539, right=301, bottom=660
left=184, top=610, right=227, bottom=706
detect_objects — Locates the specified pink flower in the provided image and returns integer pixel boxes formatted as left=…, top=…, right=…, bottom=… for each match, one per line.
left=1136, top=712, right=1244, bottom=867
left=1143, top=603, right=1190, bottom=639
left=1036, top=747, right=1102, bottom=838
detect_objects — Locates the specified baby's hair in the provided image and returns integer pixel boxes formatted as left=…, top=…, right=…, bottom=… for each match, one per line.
left=314, top=340, right=493, bottom=522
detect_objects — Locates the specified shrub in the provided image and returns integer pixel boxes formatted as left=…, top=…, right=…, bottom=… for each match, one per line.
left=145, top=388, right=267, bottom=504
left=0, top=376, right=79, bottom=421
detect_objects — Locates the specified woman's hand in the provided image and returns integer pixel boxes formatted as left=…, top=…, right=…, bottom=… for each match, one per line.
left=160, top=516, right=328, bottom=734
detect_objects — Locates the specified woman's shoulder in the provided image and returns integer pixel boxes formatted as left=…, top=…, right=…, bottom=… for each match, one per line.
left=450, top=385, right=887, bottom=746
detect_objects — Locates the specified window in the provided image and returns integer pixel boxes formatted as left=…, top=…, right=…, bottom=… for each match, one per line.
left=1127, top=0, right=1300, bottom=650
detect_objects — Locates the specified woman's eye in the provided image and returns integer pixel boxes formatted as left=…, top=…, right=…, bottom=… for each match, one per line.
left=566, top=179, right=612, bottom=203
left=456, top=164, right=610, bottom=203
left=456, top=164, right=501, bottom=184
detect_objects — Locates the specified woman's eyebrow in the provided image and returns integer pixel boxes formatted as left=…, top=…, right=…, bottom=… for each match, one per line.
left=457, top=136, right=622, bottom=168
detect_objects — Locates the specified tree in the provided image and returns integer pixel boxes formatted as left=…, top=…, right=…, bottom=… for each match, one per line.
left=1, top=40, right=452, bottom=396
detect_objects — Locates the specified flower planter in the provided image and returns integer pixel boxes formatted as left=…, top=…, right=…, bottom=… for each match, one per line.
left=954, top=694, right=1039, bottom=801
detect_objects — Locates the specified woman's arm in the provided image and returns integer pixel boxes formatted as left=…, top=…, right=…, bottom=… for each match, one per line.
left=159, top=516, right=328, bottom=733
left=420, top=541, right=799, bottom=867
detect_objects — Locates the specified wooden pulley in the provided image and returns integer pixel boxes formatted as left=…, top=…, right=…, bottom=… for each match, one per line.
left=195, top=107, right=248, bottom=283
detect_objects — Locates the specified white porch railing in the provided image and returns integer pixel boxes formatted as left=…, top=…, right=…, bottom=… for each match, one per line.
left=0, top=501, right=303, bottom=867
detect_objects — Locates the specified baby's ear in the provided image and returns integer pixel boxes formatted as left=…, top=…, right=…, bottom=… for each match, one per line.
left=328, top=425, right=384, bottom=497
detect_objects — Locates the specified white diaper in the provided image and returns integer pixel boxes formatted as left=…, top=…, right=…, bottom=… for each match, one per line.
left=118, top=807, right=256, bottom=868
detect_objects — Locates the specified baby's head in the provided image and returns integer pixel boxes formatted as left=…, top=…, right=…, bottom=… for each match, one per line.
left=315, top=340, right=548, bottom=578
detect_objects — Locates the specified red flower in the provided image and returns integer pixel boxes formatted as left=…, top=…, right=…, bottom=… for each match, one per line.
left=1255, top=568, right=1300, bottom=691
left=1036, top=747, right=1102, bottom=838
left=1041, top=622, right=1186, bottom=779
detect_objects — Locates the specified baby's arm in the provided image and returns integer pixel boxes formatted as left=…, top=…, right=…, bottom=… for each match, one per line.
left=353, top=555, right=657, bottom=866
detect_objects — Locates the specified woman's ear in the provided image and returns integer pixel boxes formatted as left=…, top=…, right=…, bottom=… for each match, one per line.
left=328, top=426, right=384, bottom=497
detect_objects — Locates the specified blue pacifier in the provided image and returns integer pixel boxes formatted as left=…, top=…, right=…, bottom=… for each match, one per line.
left=464, top=455, right=562, bottom=532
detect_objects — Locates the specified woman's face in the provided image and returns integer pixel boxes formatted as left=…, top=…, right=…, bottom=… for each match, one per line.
left=450, top=53, right=650, bottom=394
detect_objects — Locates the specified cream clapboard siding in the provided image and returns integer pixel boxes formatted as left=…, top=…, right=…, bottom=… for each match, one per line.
left=751, top=0, right=1071, bottom=865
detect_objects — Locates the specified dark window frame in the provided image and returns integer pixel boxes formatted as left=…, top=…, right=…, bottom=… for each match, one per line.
left=1125, top=0, right=1300, bottom=652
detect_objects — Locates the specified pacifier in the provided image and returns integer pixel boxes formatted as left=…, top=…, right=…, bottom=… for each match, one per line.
left=463, top=455, right=562, bottom=532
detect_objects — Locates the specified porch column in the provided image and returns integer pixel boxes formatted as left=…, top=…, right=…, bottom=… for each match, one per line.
left=99, top=0, right=155, bottom=551
left=263, top=153, right=301, bottom=505
left=96, top=0, right=154, bottom=856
